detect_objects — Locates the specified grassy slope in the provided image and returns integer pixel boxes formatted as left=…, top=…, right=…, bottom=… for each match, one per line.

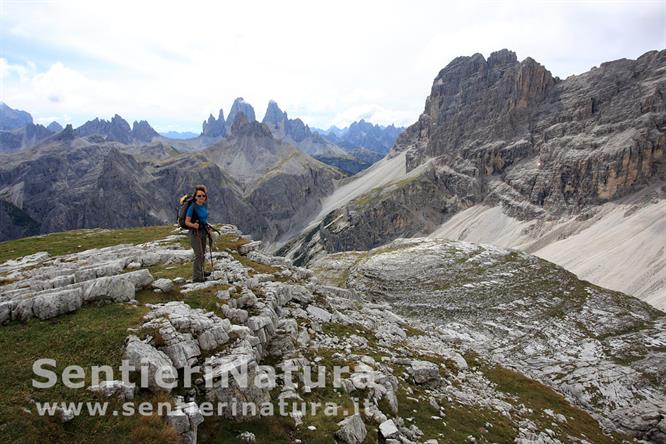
left=0, top=225, right=176, bottom=263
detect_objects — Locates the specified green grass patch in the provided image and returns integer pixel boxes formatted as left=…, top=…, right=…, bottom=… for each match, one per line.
left=0, top=302, right=181, bottom=443
left=231, top=252, right=280, bottom=275
left=395, top=384, right=517, bottom=443
left=148, top=262, right=192, bottom=281
left=321, top=323, right=379, bottom=349
left=0, top=225, right=177, bottom=263
left=402, top=324, right=426, bottom=337
left=474, top=357, right=626, bottom=443
left=198, top=415, right=294, bottom=443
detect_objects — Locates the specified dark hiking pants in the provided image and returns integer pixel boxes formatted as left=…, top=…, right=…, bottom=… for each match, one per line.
left=189, top=229, right=206, bottom=282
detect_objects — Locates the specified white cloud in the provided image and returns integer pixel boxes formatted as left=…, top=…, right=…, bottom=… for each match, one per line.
left=0, top=0, right=664, bottom=131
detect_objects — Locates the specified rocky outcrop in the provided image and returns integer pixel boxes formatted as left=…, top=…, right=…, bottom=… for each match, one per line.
left=75, top=115, right=161, bottom=144
left=0, top=102, right=33, bottom=130
left=76, top=114, right=134, bottom=144
left=335, top=414, right=367, bottom=443
left=131, top=120, right=160, bottom=142
left=201, top=109, right=226, bottom=138
left=226, top=97, right=256, bottom=134
left=123, top=335, right=178, bottom=392
left=166, top=399, right=204, bottom=444
left=0, top=122, right=55, bottom=152
left=47, top=121, right=63, bottom=133
left=0, top=235, right=196, bottom=323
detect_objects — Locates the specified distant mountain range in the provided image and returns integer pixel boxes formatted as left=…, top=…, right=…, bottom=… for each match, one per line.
left=0, top=96, right=404, bottom=244
left=158, top=131, right=199, bottom=139
left=314, top=120, right=405, bottom=155
left=0, top=100, right=404, bottom=175
left=0, top=110, right=342, bottom=243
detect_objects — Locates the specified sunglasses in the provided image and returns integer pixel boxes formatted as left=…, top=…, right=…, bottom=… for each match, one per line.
left=196, top=194, right=207, bottom=198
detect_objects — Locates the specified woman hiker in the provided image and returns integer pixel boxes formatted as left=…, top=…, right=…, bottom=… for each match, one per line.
left=184, top=184, right=211, bottom=282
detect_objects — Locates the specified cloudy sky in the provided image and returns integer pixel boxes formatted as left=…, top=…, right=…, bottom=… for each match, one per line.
left=0, top=0, right=664, bottom=132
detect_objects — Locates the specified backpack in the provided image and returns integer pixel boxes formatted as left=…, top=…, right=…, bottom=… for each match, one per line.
left=177, top=193, right=198, bottom=229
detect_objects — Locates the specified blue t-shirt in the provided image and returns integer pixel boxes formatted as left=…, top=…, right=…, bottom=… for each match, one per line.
left=186, top=203, right=208, bottom=227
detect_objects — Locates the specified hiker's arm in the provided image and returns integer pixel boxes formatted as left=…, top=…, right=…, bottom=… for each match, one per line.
left=185, top=216, right=199, bottom=229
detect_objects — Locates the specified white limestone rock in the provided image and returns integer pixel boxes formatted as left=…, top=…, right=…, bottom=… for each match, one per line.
left=335, top=414, right=367, bottom=444
left=306, top=305, right=333, bottom=323
left=122, top=335, right=177, bottom=392
left=152, top=278, right=174, bottom=293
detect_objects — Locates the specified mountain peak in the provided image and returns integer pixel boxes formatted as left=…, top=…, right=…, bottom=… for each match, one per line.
left=74, top=114, right=156, bottom=144
left=132, top=120, right=159, bottom=143
left=488, top=49, right=518, bottom=68
left=262, top=100, right=287, bottom=127
left=226, top=97, right=256, bottom=132
left=230, top=112, right=272, bottom=138
left=202, top=108, right=226, bottom=137
left=0, top=102, right=34, bottom=130
left=47, top=121, right=63, bottom=133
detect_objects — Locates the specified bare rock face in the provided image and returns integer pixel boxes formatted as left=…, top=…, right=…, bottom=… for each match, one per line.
left=47, top=121, right=63, bottom=133
left=123, top=335, right=177, bottom=392
left=0, top=122, right=55, bottom=152
left=131, top=120, right=160, bottom=142
left=76, top=114, right=134, bottom=144
left=394, top=48, right=665, bottom=209
left=226, top=97, right=256, bottom=134
left=335, top=414, right=367, bottom=444
left=201, top=108, right=227, bottom=137
left=0, top=102, right=33, bottom=130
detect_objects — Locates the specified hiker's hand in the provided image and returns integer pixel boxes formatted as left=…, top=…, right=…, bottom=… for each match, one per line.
left=192, top=222, right=200, bottom=229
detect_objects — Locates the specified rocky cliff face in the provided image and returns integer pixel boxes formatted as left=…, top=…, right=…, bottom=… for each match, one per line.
left=201, top=109, right=227, bottom=137
left=47, top=121, right=63, bottom=133
left=0, top=123, right=55, bottom=152
left=226, top=97, right=256, bottom=134
left=0, top=102, right=33, bottom=130
left=394, top=48, right=665, bottom=210
left=131, top=120, right=160, bottom=142
left=281, top=49, right=666, bottom=307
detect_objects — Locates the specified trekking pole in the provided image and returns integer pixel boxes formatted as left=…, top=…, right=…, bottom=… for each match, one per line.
left=207, top=228, right=214, bottom=271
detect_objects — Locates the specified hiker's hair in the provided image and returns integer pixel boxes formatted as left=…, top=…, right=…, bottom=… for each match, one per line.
left=195, top=184, right=207, bottom=194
